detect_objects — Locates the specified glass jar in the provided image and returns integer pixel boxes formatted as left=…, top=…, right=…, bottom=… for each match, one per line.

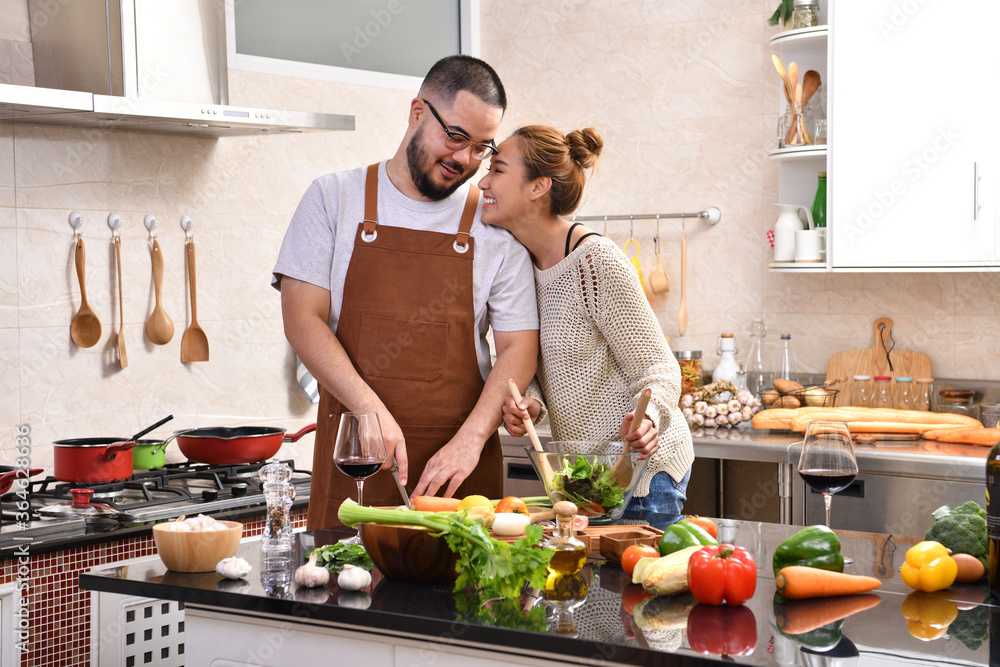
left=792, top=0, right=820, bottom=29
left=674, top=350, right=702, bottom=395
left=913, top=378, right=933, bottom=411
left=872, top=376, right=893, bottom=409
left=851, top=375, right=873, bottom=408
left=543, top=501, right=588, bottom=576
left=938, top=390, right=981, bottom=424
left=893, top=377, right=915, bottom=411
left=980, top=389, right=1000, bottom=428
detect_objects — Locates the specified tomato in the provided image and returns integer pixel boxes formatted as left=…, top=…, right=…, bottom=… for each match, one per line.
left=494, top=496, right=528, bottom=514
left=687, top=545, right=757, bottom=606
left=572, top=515, right=589, bottom=531
left=687, top=603, right=757, bottom=656
left=621, top=583, right=652, bottom=615
left=621, top=544, right=659, bottom=578
left=683, top=516, right=718, bottom=540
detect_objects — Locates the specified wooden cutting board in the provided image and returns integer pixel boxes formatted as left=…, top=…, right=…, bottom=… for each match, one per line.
left=825, top=317, right=932, bottom=407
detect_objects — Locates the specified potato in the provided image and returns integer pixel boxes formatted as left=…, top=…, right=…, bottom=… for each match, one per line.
left=774, top=378, right=804, bottom=393
left=775, top=395, right=801, bottom=409
left=761, top=389, right=781, bottom=407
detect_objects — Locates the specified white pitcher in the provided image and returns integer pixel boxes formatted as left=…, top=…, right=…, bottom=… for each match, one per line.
left=772, top=203, right=813, bottom=262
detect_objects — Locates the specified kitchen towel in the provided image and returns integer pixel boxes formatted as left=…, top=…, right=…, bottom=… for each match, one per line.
left=296, top=356, right=320, bottom=404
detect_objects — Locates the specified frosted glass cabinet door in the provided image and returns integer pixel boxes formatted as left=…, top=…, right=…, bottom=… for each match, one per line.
left=830, top=1, right=1000, bottom=268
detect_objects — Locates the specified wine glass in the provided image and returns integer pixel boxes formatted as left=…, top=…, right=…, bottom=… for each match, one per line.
left=798, top=420, right=858, bottom=564
left=333, top=412, right=386, bottom=544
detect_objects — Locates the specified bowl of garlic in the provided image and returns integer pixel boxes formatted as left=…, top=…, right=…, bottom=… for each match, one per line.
left=153, top=514, right=243, bottom=572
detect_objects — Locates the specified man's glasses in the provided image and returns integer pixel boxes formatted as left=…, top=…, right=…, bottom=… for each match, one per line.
left=421, top=99, right=498, bottom=160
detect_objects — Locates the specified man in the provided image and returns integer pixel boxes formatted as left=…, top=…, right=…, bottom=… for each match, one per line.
left=272, top=56, right=538, bottom=528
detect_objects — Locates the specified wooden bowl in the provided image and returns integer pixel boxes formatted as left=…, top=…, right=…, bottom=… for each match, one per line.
left=358, top=522, right=459, bottom=582
left=152, top=521, right=242, bottom=572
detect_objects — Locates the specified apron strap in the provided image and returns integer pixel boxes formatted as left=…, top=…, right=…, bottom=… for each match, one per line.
left=362, top=163, right=379, bottom=240
left=454, top=185, right=480, bottom=254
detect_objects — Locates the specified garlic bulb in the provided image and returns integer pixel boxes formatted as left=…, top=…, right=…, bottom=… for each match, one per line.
left=337, top=563, right=372, bottom=591
left=215, top=557, right=252, bottom=580
left=338, top=591, right=372, bottom=609
left=293, top=554, right=330, bottom=588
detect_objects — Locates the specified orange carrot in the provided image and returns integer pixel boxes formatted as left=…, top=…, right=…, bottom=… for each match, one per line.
left=924, top=427, right=1000, bottom=447
left=775, top=566, right=881, bottom=599
left=411, top=496, right=461, bottom=512
left=775, top=593, right=881, bottom=634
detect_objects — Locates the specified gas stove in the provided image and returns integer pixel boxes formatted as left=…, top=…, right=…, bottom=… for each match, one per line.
left=0, top=459, right=310, bottom=541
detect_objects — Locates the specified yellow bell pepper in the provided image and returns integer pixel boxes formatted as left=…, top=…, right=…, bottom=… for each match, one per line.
left=899, top=541, right=958, bottom=592
left=900, top=591, right=958, bottom=641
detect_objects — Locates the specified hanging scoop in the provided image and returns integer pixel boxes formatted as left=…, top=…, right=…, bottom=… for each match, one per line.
left=648, top=234, right=669, bottom=295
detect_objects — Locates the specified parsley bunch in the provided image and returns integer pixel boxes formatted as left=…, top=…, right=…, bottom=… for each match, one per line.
left=308, top=542, right=373, bottom=573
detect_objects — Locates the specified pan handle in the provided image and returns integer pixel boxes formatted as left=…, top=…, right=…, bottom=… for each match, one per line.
left=102, top=441, right=136, bottom=462
left=283, top=423, right=317, bottom=443
left=150, top=430, right=189, bottom=455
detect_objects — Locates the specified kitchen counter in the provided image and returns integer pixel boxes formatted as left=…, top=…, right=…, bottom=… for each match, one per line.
left=80, top=522, right=998, bottom=666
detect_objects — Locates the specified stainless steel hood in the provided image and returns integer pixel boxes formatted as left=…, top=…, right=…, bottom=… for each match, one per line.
left=11, top=0, right=354, bottom=137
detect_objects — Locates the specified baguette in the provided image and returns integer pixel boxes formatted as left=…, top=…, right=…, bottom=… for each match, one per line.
left=752, top=409, right=799, bottom=430
left=923, top=427, right=1000, bottom=446
left=788, top=407, right=983, bottom=426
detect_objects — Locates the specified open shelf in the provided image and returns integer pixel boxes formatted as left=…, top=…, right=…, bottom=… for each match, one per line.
left=768, top=145, right=827, bottom=161
left=769, top=26, right=828, bottom=50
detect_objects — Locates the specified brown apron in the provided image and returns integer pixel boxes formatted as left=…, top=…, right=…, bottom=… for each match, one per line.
left=308, top=163, right=503, bottom=529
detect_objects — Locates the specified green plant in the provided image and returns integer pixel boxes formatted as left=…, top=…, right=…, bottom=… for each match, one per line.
left=769, top=0, right=795, bottom=26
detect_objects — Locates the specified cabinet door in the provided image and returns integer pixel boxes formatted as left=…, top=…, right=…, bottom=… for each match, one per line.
left=830, top=1, right=1000, bottom=268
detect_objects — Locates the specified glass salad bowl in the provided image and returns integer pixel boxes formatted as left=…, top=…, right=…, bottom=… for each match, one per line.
left=526, top=441, right=649, bottom=525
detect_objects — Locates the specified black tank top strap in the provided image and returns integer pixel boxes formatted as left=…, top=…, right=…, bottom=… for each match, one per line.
left=572, top=231, right=602, bottom=253
left=564, top=222, right=584, bottom=258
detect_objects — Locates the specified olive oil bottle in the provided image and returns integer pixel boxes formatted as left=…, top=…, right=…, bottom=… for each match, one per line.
left=544, top=501, right=588, bottom=576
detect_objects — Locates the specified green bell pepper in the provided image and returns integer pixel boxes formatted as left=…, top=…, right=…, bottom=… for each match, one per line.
left=657, top=519, right=717, bottom=556
left=772, top=525, right=845, bottom=576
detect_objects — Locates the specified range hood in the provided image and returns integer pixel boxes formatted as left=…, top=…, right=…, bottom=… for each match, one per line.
left=9, top=0, right=354, bottom=137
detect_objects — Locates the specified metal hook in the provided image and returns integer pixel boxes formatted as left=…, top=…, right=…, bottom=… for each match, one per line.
left=629, top=214, right=634, bottom=240
left=143, top=214, right=158, bottom=240
left=107, top=213, right=122, bottom=239
left=603, top=215, right=608, bottom=236
left=69, top=211, right=83, bottom=240
left=180, top=215, right=194, bottom=241
left=654, top=214, right=660, bottom=253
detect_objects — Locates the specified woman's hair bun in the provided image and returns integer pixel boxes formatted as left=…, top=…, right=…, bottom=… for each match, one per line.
left=566, top=128, right=603, bottom=170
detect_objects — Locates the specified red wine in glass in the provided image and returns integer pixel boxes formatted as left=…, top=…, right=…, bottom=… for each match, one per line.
left=335, top=458, right=384, bottom=480
left=799, top=470, right=856, bottom=495
left=798, top=420, right=858, bottom=564
left=333, top=412, right=387, bottom=544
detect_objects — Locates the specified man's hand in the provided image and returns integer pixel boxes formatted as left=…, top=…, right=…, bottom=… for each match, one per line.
left=620, top=414, right=659, bottom=460
left=501, top=396, right=541, bottom=437
left=410, top=434, right=482, bottom=498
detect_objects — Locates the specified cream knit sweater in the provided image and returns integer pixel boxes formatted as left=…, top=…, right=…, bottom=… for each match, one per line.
left=525, top=236, right=694, bottom=497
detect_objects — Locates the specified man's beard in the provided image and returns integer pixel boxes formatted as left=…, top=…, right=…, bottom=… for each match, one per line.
left=406, top=125, right=475, bottom=200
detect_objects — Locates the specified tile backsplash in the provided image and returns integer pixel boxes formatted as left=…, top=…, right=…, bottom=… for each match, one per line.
left=5, top=0, right=1000, bottom=471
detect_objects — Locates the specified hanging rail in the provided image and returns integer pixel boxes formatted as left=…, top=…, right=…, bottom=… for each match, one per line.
left=572, top=207, right=721, bottom=224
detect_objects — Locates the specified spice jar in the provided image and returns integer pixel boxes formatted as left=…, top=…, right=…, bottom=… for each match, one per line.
left=674, top=350, right=703, bottom=395
left=938, top=390, right=981, bottom=424
left=791, top=0, right=820, bottom=29
left=260, top=457, right=295, bottom=551
left=913, top=378, right=933, bottom=411
left=893, top=377, right=915, bottom=410
left=851, top=375, right=873, bottom=408
left=980, top=389, right=1000, bottom=428
left=872, top=376, right=893, bottom=409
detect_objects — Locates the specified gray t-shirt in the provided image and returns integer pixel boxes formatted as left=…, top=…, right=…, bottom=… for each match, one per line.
left=272, top=160, right=538, bottom=380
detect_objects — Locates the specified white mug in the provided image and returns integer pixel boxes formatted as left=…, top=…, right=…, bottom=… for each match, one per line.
left=795, top=228, right=826, bottom=262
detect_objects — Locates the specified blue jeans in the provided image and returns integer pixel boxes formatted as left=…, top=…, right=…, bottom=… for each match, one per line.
left=622, top=468, right=692, bottom=530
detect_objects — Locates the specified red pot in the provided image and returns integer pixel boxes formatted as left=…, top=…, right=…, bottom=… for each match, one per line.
left=176, top=424, right=316, bottom=465
left=53, top=438, right=135, bottom=483
left=0, top=466, right=44, bottom=494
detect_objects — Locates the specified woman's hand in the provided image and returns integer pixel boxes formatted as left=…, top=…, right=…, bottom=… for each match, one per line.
left=502, top=396, right=541, bottom=437
left=620, top=414, right=659, bottom=460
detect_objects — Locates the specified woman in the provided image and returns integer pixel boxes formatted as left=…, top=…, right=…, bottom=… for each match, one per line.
left=478, top=125, right=694, bottom=526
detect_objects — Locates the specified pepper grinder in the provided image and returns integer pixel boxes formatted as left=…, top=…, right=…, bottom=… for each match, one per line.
left=260, top=457, right=295, bottom=551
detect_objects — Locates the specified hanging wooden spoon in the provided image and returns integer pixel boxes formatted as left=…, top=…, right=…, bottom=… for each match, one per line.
left=70, top=238, right=102, bottom=348
left=113, top=236, right=127, bottom=367
left=180, top=239, right=209, bottom=362
left=145, top=239, right=174, bottom=345
left=677, top=229, right=687, bottom=336
left=648, top=250, right=669, bottom=295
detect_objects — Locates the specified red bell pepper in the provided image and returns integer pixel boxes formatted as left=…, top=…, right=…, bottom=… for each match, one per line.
left=686, top=603, right=757, bottom=656
left=687, top=544, right=757, bottom=606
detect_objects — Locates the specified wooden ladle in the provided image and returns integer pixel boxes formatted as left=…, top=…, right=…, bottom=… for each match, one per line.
left=145, top=239, right=174, bottom=345
left=180, top=239, right=209, bottom=363
left=70, top=238, right=102, bottom=348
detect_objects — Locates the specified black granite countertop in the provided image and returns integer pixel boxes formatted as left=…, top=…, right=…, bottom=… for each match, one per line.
left=80, top=521, right=998, bottom=666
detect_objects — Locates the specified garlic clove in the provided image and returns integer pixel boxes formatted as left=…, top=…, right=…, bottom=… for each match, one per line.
left=336, top=563, right=372, bottom=591
left=293, top=553, right=331, bottom=588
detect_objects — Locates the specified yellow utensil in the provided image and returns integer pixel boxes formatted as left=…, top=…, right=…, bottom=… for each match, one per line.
left=622, top=239, right=646, bottom=290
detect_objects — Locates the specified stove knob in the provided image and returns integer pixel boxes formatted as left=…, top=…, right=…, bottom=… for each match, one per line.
left=202, top=489, right=219, bottom=501
left=231, top=483, right=248, bottom=497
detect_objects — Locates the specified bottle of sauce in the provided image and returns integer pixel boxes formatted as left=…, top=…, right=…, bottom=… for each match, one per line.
left=543, top=501, right=588, bottom=576
left=712, top=333, right=740, bottom=386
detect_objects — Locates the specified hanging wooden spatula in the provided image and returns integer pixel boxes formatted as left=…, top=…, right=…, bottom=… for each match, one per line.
left=180, top=238, right=209, bottom=363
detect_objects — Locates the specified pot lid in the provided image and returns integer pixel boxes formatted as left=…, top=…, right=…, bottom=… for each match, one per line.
left=36, top=488, right=120, bottom=518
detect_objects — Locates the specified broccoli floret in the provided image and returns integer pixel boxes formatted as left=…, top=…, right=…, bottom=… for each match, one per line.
left=949, top=605, right=990, bottom=651
left=925, top=503, right=987, bottom=559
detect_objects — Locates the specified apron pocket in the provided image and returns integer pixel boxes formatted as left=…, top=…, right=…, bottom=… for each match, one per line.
left=356, top=314, right=448, bottom=382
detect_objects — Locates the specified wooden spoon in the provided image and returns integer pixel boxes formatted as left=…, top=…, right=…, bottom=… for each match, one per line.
left=677, top=230, right=687, bottom=336
left=113, top=236, right=127, bottom=368
left=770, top=54, right=793, bottom=104
left=70, top=238, right=102, bottom=348
left=610, top=388, right=652, bottom=485
left=786, top=61, right=798, bottom=95
left=508, top=379, right=555, bottom=485
left=145, top=239, right=174, bottom=345
left=801, top=70, right=821, bottom=108
left=648, top=251, right=669, bottom=295
left=180, top=239, right=209, bottom=363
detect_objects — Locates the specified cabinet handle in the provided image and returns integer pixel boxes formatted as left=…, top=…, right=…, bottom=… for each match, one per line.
left=974, top=162, right=981, bottom=221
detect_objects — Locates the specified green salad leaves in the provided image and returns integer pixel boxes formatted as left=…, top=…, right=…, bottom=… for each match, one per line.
left=551, top=456, right=625, bottom=512
left=308, top=541, right=373, bottom=573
